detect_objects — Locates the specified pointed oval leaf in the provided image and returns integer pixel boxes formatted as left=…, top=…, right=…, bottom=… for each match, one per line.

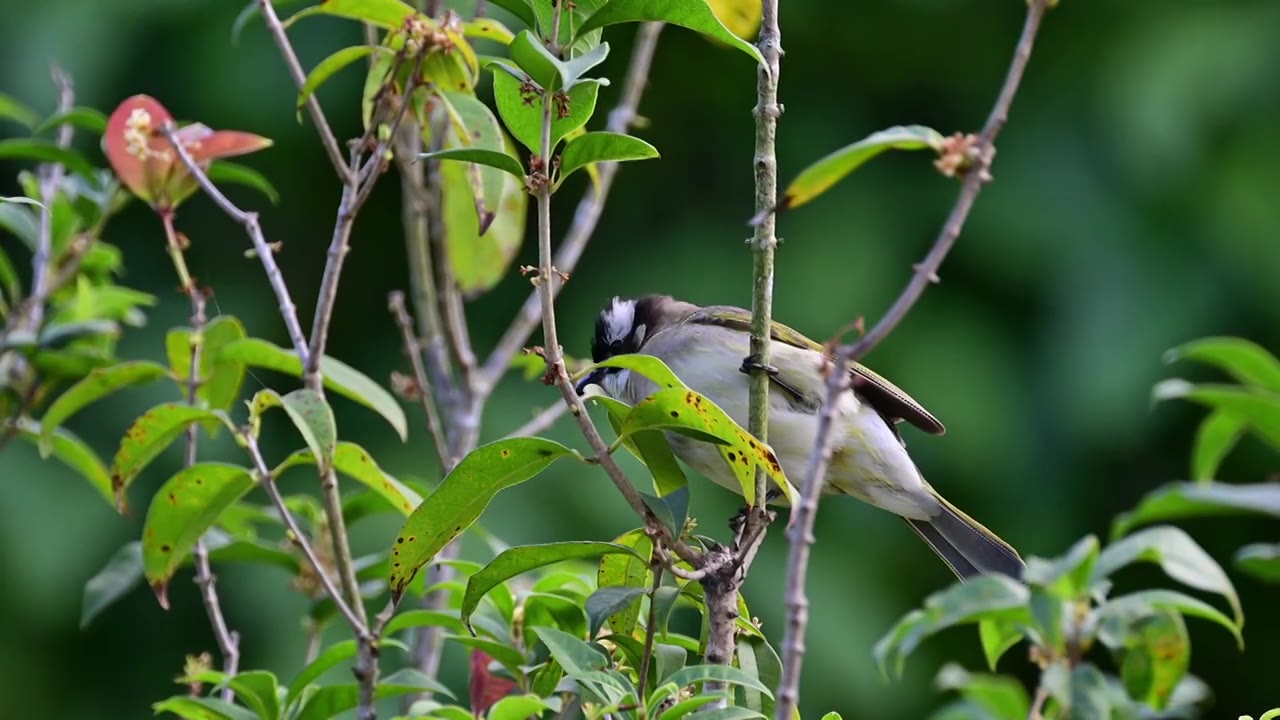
left=383, top=608, right=467, bottom=637
left=388, top=438, right=575, bottom=601
left=557, top=131, right=658, bottom=187
left=585, top=585, right=647, bottom=638
left=110, top=404, right=232, bottom=512
left=1023, top=535, right=1100, bottom=598
left=34, top=106, right=108, bottom=136
left=1117, top=608, right=1189, bottom=711
left=284, top=0, right=418, bottom=29
left=1152, top=380, right=1280, bottom=449
left=205, top=161, right=280, bottom=205
left=285, top=639, right=357, bottom=709
left=487, top=694, right=558, bottom=720
left=216, top=337, right=408, bottom=440
left=295, top=668, right=453, bottom=720
left=622, top=387, right=791, bottom=507
left=1234, top=543, right=1280, bottom=584
left=509, top=29, right=568, bottom=90
left=562, top=41, right=610, bottom=88
left=492, top=69, right=602, bottom=156
left=1096, top=589, right=1241, bottom=649
left=1189, top=410, right=1247, bottom=483
left=299, top=45, right=381, bottom=109
left=13, top=418, right=112, bottom=506
left=0, top=138, right=97, bottom=180
left=0, top=91, right=39, bottom=128
left=461, top=541, right=644, bottom=631
left=977, top=618, right=1024, bottom=671
left=38, top=360, right=171, bottom=456
left=464, top=17, right=516, bottom=45
left=1092, top=525, right=1242, bottom=628
left=437, top=88, right=513, bottom=234
left=151, top=696, right=258, bottom=720
left=579, top=353, right=688, bottom=392
left=934, top=663, right=1031, bottom=720
left=252, top=388, right=337, bottom=474
left=665, top=664, right=774, bottom=699
left=773, top=125, right=943, bottom=217
left=420, top=147, right=525, bottom=179
left=142, top=462, right=256, bottom=609
left=1111, top=481, right=1280, bottom=539
left=531, top=625, right=608, bottom=675
left=485, top=0, right=536, bottom=29
left=81, top=541, right=144, bottom=628
left=1164, top=336, right=1280, bottom=392
left=598, top=528, right=653, bottom=636
left=574, top=0, right=763, bottom=65
left=275, top=441, right=422, bottom=515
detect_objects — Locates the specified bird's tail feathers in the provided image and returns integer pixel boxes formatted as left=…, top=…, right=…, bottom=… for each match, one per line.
left=905, top=490, right=1024, bottom=581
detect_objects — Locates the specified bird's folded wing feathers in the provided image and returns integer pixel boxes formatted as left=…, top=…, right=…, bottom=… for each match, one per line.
left=690, top=306, right=946, bottom=435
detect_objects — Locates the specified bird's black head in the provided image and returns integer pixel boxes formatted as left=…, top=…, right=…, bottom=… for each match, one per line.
left=577, top=295, right=688, bottom=394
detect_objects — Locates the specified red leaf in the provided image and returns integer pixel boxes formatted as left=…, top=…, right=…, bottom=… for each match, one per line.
left=469, top=649, right=516, bottom=713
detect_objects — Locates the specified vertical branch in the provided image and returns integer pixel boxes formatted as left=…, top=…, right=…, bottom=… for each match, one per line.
left=27, top=65, right=75, bottom=331
left=636, top=562, right=666, bottom=702
left=160, top=213, right=240, bottom=702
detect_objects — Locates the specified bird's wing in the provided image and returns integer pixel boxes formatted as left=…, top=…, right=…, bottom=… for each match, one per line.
left=690, top=306, right=946, bottom=435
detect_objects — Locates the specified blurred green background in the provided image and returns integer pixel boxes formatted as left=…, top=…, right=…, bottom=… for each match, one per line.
left=2, top=0, right=1278, bottom=718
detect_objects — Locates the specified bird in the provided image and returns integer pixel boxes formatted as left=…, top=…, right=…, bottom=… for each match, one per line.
left=574, top=294, right=1024, bottom=581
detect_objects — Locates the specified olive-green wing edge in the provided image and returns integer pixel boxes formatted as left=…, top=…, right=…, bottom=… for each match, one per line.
left=691, top=307, right=946, bottom=436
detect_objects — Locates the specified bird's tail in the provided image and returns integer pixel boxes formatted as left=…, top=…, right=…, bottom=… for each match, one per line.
left=904, top=488, right=1024, bottom=581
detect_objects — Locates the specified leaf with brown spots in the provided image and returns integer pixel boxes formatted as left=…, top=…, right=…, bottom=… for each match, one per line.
left=387, top=438, right=575, bottom=603
left=274, top=441, right=422, bottom=516
left=582, top=386, right=688, bottom=497
left=110, top=404, right=233, bottom=512
left=38, top=360, right=171, bottom=458
left=251, top=389, right=337, bottom=475
left=141, top=463, right=255, bottom=609
left=621, top=387, right=796, bottom=507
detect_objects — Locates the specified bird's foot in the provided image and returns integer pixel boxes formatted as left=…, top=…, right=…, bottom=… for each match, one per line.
left=728, top=490, right=782, bottom=532
left=739, top=354, right=779, bottom=378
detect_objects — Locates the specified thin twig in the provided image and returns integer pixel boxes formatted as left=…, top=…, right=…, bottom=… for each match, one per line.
left=843, top=0, right=1051, bottom=363
left=635, top=563, right=665, bottom=702
left=1028, top=685, right=1049, bottom=720
left=503, top=400, right=569, bottom=439
left=388, top=291, right=449, bottom=457
left=256, top=0, right=353, bottom=183
left=476, top=22, right=665, bottom=396
left=27, top=65, right=75, bottom=331
left=159, top=124, right=311, bottom=363
left=773, top=354, right=849, bottom=720
left=530, top=12, right=699, bottom=567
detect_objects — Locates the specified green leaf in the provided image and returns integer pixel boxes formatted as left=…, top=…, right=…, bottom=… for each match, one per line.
left=562, top=41, right=611, bottom=87
left=657, top=695, right=725, bottom=720
left=1164, top=336, right=1280, bottom=392
left=388, top=438, right=575, bottom=601
left=1152, top=379, right=1280, bottom=449
left=460, top=541, right=642, bottom=631
left=581, top=353, right=688, bottom=392
left=168, top=316, right=250, bottom=423
left=485, top=0, right=536, bottom=29
left=81, top=541, right=143, bottom=629
left=34, top=106, right=108, bottom=135
left=736, top=634, right=782, bottom=719
left=286, top=639, right=357, bottom=709
left=977, top=619, right=1023, bottom=671
left=585, top=586, right=647, bottom=638
left=934, top=663, right=1031, bottom=720
left=666, top=664, right=774, bottom=699
left=557, top=131, right=658, bottom=187
left=492, top=68, right=603, bottom=156
left=488, top=694, right=559, bottom=720
left=622, top=387, right=792, bottom=507
left=179, top=670, right=281, bottom=720
left=206, top=161, right=281, bottom=205
left=0, top=138, right=97, bottom=179
left=464, top=17, right=517, bottom=45
left=0, top=91, right=39, bottom=128
left=420, top=147, right=525, bottom=180
left=383, top=608, right=467, bottom=637
left=1235, top=543, right=1280, bottom=583
left=275, top=441, right=422, bottom=516
left=251, top=389, right=337, bottom=474
left=1189, top=410, right=1247, bottom=483
left=110, top=404, right=232, bottom=512
left=1111, top=481, right=1280, bottom=539
left=0, top=242, right=21, bottom=302
left=1067, top=665, right=1112, bottom=720
left=217, top=337, right=408, bottom=440
left=284, top=0, right=418, bottom=30
left=1022, top=535, right=1099, bottom=599
left=682, top=710, right=764, bottom=720
left=597, top=528, right=652, bottom=636
left=1115, top=608, right=1188, bottom=711
left=1094, top=525, right=1242, bottom=628
left=299, top=45, right=381, bottom=109
left=295, top=668, right=453, bottom=720
left=531, top=625, right=608, bottom=676
left=574, top=0, right=763, bottom=65
left=141, top=463, right=255, bottom=608
left=38, top=360, right=171, bottom=457
left=1097, top=589, right=1241, bottom=650
left=151, top=696, right=258, bottom=720
left=13, top=418, right=113, bottom=506
left=873, top=574, right=1031, bottom=678
left=510, top=29, right=568, bottom=90
left=773, top=125, right=943, bottom=216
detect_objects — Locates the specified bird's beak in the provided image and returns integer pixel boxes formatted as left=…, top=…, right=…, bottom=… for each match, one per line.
left=575, top=368, right=605, bottom=396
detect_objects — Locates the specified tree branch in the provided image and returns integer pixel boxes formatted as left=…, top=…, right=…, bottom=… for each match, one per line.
left=25, top=65, right=75, bottom=332
left=844, top=0, right=1052, bottom=363
left=503, top=400, right=569, bottom=439
left=477, top=22, right=665, bottom=396
left=256, top=0, right=353, bottom=183
left=772, top=2, right=1054, bottom=715
left=388, top=290, right=449, bottom=458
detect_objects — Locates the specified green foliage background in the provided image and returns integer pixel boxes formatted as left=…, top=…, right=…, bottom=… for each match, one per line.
left=2, top=0, right=1277, bottom=718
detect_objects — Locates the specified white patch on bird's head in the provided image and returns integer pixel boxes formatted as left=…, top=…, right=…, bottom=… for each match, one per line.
left=601, top=297, right=636, bottom=345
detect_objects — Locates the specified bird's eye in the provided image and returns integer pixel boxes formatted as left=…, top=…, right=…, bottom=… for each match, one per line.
left=609, top=339, right=625, bottom=353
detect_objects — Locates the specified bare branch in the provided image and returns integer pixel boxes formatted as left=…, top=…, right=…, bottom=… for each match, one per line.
left=503, top=400, right=569, bottom=439
left=27, top=64, right=75, bottom=331
left=388, top=290, right=449, bottom=458
left=477, top=22, right=665, bottom=396
left=636, top=562, right=665, bottom=702
left=159, top=124, right=311, bottom=363
left=773, top=354, right=849, bottom=720
left=256, top=0, right=353, bottom=183
left=844, top=0, right=1052, bottom=363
